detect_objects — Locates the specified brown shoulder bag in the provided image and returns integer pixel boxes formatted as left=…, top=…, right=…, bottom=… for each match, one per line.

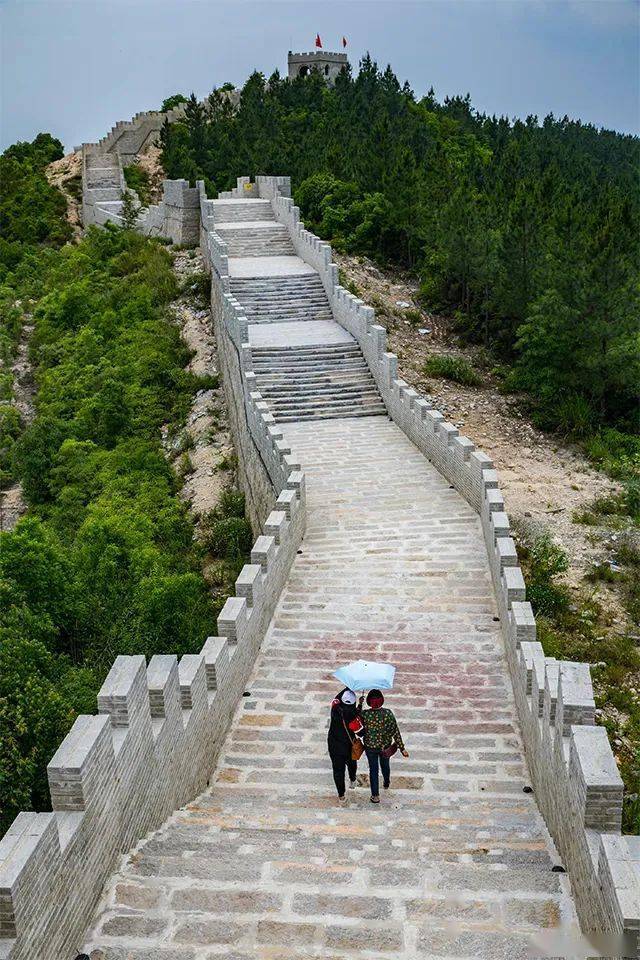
left=341, top=712, right=364, bottom=761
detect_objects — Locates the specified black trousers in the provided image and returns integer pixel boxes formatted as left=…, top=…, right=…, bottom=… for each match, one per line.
left=330, top=750, right=357, bottom=797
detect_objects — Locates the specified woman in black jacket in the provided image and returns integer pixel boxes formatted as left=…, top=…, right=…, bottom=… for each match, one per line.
left=327, top=688, right=360, bottom=804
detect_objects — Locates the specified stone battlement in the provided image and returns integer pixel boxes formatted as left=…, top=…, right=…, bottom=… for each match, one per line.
left=288, top=50, right=348, bottom=83
left=288, top=50, right=349, bottom=61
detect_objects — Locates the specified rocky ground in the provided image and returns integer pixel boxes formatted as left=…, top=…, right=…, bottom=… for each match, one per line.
left=166, top=249, right=235, bottom=527
left=46, top=150, right=83, bottom=236
left=135, top=144, right=165, bottom=203
left=334, top=251, right=627, bottom=627
left=0, top=316, right=35, bottom=532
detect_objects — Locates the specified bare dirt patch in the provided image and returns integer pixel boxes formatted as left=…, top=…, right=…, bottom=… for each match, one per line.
left=0, top=317, right=36, bottom=531
left=166, top=250, right=235, bottom=522
left=136, top=145, right=165, bottom=204
left=46, top=150, right=82, bottom=237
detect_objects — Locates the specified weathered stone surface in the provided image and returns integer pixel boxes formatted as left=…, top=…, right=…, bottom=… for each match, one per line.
left=85, top=416, right=577, bottom=958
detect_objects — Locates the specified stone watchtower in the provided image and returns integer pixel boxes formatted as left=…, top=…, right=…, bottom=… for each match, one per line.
left=288, top=50, right=349, bottom=85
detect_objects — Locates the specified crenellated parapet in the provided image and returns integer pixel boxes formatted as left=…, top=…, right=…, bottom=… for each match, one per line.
left=77, top=104, right=187, bottom=165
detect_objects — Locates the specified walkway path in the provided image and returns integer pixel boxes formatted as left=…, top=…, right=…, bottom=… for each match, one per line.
left=84, top=201, right=578, bottom=959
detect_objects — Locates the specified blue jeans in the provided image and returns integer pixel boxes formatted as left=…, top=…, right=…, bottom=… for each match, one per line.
left=365, top=748, right=390, bottom=797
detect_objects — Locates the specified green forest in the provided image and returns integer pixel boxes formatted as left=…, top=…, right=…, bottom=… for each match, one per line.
left=0, top=137, right=248, bottom=833
left=161, top=59, right=639, bottom=453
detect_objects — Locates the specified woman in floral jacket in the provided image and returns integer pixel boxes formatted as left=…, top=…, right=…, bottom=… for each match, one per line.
left=349, top=689, right=409, bottom=803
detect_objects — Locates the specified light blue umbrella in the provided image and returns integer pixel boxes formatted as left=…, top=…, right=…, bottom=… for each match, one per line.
left=333, top=659, right=396, bottom=692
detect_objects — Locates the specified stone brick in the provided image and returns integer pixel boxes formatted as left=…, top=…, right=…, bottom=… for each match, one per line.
left=293, top=893, right=392, bottom=920
left=100, top=915, right=168, bottom=937
left=172, top=919, right=245, bottom=944
left=171, top=887, right=281, bottom=914
left=325, top=923, right=404, bottom=952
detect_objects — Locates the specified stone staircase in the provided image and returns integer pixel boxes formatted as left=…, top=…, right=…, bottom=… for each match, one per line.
left=251, top=342, right=387, bottom=421
left=215, top=221, right=294, bottom=256
left=230, top=274, right=333, bottom=324
left=211, top=198, right=275, bottom=222
left=211, top=197, right=294, bottom=256
left=85, top=152, right=121, bottom=193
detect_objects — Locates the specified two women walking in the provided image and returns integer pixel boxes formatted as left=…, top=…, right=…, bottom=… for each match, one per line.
left=327, top=688, right=408, bottom=804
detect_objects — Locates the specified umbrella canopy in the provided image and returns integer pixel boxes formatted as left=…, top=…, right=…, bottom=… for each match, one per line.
left=333, top=659, right=396, bottom=692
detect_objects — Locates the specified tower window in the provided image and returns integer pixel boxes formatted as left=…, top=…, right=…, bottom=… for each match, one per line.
left=325, top=65, right=330, bottom=75
left=299, top=65, right=308, bottom=77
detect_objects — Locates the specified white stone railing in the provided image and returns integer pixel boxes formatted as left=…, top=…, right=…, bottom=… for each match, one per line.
left=257, top=174, right=640, bottom=948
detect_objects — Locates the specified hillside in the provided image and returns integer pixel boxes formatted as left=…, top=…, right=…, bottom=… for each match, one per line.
left=0, top=137, right=249, bottom=834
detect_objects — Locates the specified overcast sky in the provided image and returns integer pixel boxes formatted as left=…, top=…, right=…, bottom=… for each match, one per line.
left=1, top=0, right=638, bottom=152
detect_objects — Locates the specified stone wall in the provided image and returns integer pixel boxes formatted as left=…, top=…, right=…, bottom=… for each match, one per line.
left=82, top=144, right=201, bottom=245
left=0, top=188, right=305, bottom=960
left=287, top=50, right=348, bottom=84
left=197, top=181, right=296, bottom=530
left=77, top=105, right=187, bottom=165
left=259, top=174, right=640, bottom=950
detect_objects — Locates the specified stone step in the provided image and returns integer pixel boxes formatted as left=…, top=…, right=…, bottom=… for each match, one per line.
left=252, top=348, right=363, bottom=361
left=254, top=362, right=370, bottom=374
left=252, top=343, right=359, bottom=355
left=256, top=378, right=375, bottom=392
left=254, top=357, right=364, bottom=370
left=230, top=278, right=326, bottom=292
left=239, top=297, right=330, bottom=308
left=246, top=313, right=335, bottom=324
left=252, top=345, right=361, bottom=357
left=265, top=390, right=380, bottom=413
left=216, top=222, right=288, bottom=235
left=276, top=405, right=387, bottom=421
left=257, top=384, right=380, bottom=400
left=226, top=240, right=295, bottom=256
left=211, top=199, right=275, bottom=223
left=252, top=363, right=370, bottom=376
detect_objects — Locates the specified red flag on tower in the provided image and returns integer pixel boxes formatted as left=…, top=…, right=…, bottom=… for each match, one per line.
left=315, top=33, right=322, bottom=48
left=342, top=36, right=347, bottom=48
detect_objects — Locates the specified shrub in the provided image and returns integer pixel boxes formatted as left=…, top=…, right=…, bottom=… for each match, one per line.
left=204, top=515, right=253, bottom=562
left=123, top=165, right=152, bottom=207
left=161, top=93, right=188, bottom=113
left=555, top=394, right=596, bottom=438
left=520, top=532, right=570, bottom=617
left=423, top=354, right=482, bottom=387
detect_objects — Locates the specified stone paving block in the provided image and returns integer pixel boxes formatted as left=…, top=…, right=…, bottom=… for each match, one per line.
left=256, top=919, right=318, bottom=945
left=325, top=923, right=404, bottom=952
left=114, top=883, right=161, bottom=909
left=293, top=892, right=393, bottom=920
left=171, top=887, right=281, bottom=915
left=100, top=914, right=168, bottom=937
left=172, top=918, right=246, bottom=944
left=417, top=927, right=534, bottom=958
